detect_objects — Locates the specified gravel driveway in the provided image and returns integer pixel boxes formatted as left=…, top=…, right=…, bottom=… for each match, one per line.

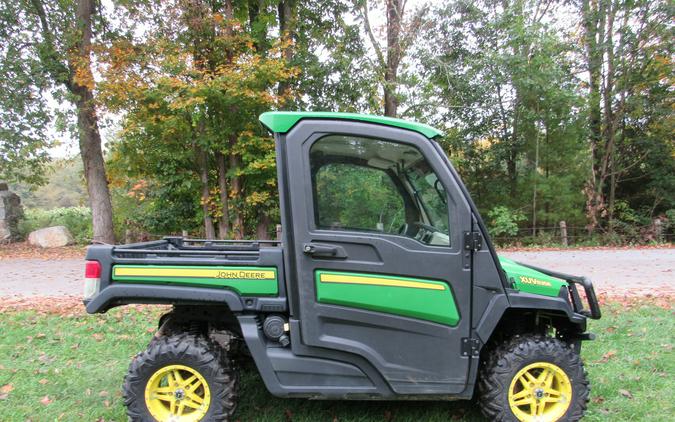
left=0, top=249, right=673, bottom=297
left=500, top=248, right=675, bottom=296
left=0, top=259, right=82, bottom=297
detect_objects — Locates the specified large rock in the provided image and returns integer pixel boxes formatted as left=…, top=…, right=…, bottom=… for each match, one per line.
left=28, top=226, right=74, bottom=248
left=0, top=182, right=23, bottom=242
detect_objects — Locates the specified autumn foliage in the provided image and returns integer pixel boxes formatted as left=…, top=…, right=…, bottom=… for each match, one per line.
left=99, top=0, right=297, bottom=240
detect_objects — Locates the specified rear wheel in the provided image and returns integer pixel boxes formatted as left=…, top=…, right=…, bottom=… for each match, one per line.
left=123, top=333, right=238, bottom=421
left=478, top=334, right=589, bottom=422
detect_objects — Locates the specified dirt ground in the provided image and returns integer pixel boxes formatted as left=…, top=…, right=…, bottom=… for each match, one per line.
left=0, top=244, right=673, bottom=298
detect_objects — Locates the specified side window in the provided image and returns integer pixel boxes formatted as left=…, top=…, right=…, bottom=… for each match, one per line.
left=314, top=163, right=405, bottom=233
left=310, top=135, right=451, bottom=246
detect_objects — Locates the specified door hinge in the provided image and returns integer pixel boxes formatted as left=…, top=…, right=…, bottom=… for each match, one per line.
left=461, top=337, right=481, bottom=357
left=463, top=231, right=483, bottom=251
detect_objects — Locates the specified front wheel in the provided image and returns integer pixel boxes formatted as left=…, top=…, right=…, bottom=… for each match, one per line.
left=123, top=333, right=238, bottom=421
left=478, top=334, right=589, bottom=422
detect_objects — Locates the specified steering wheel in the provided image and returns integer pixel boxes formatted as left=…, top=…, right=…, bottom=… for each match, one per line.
left=412, top=222, right=438, bottom=234
left=399, top=222, right=438, bottom=240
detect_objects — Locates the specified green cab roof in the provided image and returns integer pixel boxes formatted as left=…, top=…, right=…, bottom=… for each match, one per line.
left=259, top=111, right=443, bottom=139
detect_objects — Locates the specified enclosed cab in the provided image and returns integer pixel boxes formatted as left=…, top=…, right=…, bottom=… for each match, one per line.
left=84, top=112, right=600, bottom=422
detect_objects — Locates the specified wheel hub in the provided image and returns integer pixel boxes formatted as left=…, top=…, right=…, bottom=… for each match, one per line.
left=508, top=362, right=572, bottom=421
left=144, top=364, right=211, bottom=422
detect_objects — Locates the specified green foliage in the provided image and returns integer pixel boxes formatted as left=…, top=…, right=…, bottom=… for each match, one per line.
left=1, top=0, right=672, bottom=243
left=100, top=0, right=295, bottom=239
left=18, top=207, right=92, bottom=244
left=419, top=1, right=588, bottom=229
left=13, top=159, right=87, bottom=209
left=0, top=1, right=55, bottom=185
left=487, top=206, right=526, bottom=237
left=110, top=178, right=203, bottom=240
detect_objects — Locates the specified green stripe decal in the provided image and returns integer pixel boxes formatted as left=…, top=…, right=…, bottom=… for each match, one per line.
left=112, top=265, right=278, bottom=296
left=315, top=270, right=459, bottom=326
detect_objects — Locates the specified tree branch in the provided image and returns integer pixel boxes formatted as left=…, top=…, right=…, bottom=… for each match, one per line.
left=29, top=0, right=73, bottom=90
left=360, top=0, right=386, bottom=70
left=399, top=4, right=428, bottom=55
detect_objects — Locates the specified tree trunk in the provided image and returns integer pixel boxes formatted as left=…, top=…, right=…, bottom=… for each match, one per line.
left=229, top=151, right=244, bottom=240
left=216, top=151, right=230, bottom=239
left=581, top=0, right=606, bottom=234
left=384, top=0, right=402, bottom=117
left=72, top=0, right=114, bottom=244
left=603, top=2, right=618, bottom=234
left=256, top=213, right=271, bottom=240
left=196, top=146, right=216, bottom=239
left=277, top=0, right=296, bottom=98
left=532, top=132, right=539, bottom=237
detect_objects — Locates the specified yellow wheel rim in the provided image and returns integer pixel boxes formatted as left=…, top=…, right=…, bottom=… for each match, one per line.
left=508, top=362, right=572, bottom=422
left=144, top=364, right=211, bottom=422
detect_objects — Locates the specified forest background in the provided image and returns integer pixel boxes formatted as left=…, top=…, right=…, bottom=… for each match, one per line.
left=1, top=0, right=673, bottom=246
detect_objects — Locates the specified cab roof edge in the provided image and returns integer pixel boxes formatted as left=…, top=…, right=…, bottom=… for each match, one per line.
left=259, top=111, right=443, bottom=139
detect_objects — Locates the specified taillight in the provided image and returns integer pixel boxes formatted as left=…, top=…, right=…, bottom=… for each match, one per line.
left=85, top=261, right=101, bottom=278
left=83, top=260, right=101, bottom=300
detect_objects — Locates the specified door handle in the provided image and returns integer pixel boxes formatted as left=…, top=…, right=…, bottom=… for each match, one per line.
left=302, top=243, right=347, bottom=259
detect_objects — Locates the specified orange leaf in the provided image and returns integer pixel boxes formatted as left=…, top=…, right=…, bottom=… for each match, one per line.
left=598, top=350, right=617, bottom=363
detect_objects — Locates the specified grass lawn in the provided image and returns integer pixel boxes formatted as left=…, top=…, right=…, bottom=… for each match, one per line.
left=0, top=301, right=672, bottom=421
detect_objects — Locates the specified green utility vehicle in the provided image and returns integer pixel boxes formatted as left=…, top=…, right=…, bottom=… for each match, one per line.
left=83, top=112, right=601, bottom=422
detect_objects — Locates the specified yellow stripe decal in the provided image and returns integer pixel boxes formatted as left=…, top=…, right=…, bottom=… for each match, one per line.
left=319, top=273, right=446, bottom=291
left=113, top=267, right=276, bottom=280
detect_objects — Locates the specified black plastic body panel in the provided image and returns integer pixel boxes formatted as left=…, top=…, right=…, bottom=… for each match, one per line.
left=85, top=284, right=245, bottom=313
left=239, top=316, right=382, bottom=398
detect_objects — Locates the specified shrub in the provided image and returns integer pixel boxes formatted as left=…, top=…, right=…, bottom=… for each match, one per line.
left=487, top=206, right=526, bottom=237
left=18, top=207, right=93, bottom=244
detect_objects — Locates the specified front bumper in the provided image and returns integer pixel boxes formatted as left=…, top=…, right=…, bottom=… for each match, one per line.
left=515, top=262, right=602, bottom=320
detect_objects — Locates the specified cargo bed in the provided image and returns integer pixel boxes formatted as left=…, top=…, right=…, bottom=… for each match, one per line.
left=84, top=236, right=287, bottom=314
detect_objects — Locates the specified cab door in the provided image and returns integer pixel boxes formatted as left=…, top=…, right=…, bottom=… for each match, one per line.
left=280, top=120, right=474, bottom=395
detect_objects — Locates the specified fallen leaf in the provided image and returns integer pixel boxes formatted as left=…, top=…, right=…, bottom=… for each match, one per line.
left=103, top=399, right=111, bottom=408
left=99, top=390, right=109, bottom=397
left=598, top=350, right=617, bottom=363
left=38, top=379, right=49, bottom=385
left=40, top=395, right=52, bottom=405
left=35, top=333, right=46, bottom=339
left=92, top=333, right=104, bottom=341
left=0, top=384, right=13, bottom=394
left=592, top=396, right=605, bottom=404
left=619, top=389, right=633, bottom=399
